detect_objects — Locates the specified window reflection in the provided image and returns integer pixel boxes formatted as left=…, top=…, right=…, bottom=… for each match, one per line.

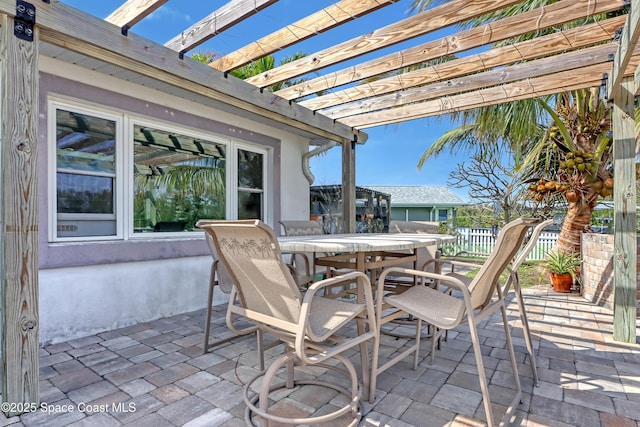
left=133, top=125, right=226, bottom=232
left=55, top=109, right=117, bottom=237
left=57, top=173, right=113, bottom=214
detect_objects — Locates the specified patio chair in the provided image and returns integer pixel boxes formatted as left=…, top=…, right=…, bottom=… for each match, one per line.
left=389, top=220, right=440, bottom=234
left=199, top=220, right=377, bottom=427
left=433, top=218, right=552, bottom=385
left=280, top=219, right=353, bottom=296
left=383, top=221, right=442, bottom=339
left=371, top=217, right=539, bottom=427
left=385, top=220, right=442, bottom=292
left=197, top=220, right=267, bottom=367
left=279, top=220, right=325, bottom=287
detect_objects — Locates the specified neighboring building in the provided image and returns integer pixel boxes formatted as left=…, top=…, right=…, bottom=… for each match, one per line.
left=366, top=186, right=466, bottom=223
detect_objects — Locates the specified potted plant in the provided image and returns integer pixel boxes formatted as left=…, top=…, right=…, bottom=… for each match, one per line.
left=541, top=250, right=582, bottom=293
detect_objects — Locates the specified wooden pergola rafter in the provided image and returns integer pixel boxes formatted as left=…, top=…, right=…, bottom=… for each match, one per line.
left=298, top=16, right=627, bottom=112
left=209, top=0, right=399, bottom=72
left=280, top=0, right=626, bottom=105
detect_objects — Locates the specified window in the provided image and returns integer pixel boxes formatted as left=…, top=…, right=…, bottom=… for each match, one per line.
left=438, top=209, right=448, bottom=222
left=49, top=100, right=269, bottom=241
left=237, top=148, right=264, bottom=220
left=52, top=106, right=122, bottom=239
left=132, top=124, right=227, bottom=233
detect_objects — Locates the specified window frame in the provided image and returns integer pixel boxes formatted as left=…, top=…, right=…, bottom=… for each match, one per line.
left=125, top=115, right=231, bottom=239
left=48, top=99, right=271, bottom=243
left=48, top=99, right=125, bottom=242
left=232, top=143, right=268, bottom=221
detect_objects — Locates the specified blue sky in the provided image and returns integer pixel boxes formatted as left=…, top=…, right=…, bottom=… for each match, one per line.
left=61, top=0, right=471, bottom=200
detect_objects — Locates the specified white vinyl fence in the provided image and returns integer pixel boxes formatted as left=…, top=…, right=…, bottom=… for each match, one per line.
left=447, top=227, right=559, bottom=261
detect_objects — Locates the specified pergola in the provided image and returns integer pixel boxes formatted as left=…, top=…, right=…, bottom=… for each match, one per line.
left=1, top=0, right=638, bottom=414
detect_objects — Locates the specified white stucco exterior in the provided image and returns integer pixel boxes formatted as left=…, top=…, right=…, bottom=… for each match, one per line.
left=37, top=57, right=314, bottom=344
left=39, top=256, right=213, bottom=345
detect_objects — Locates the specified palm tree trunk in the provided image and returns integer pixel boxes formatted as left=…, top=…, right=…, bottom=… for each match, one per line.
left=556, top=197, right=597, bottom=255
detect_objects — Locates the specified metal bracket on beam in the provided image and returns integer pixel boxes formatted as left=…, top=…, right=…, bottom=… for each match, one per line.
left=14, top=0, right=35, bottom=42
left=613, top=27, right=624, bottom=42
left=121, top=25, right=130, bottom=37
left=601, top=73, right=609, bottom=101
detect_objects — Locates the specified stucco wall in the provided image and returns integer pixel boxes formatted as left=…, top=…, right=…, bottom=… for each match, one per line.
left=36, top=58, right=313, bottom=344
left=581, top=233, right=640, bottom=316
left=39, top=257, right=212, bottom=345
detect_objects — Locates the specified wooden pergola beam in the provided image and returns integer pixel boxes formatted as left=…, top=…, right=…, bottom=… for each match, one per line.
left=1, top=14, right=39, bottom=416
left=608, top=0, right=640, bottom=99
left=164, top=0, right=278, bottom=54
left=300, top=16, right=626, bottom=111
left=276, top=0, right=625, bottom=101
left=105, top=0, right=167, bottom=28
left=244, top=0, right=525, bottom=88
left=340, top=62, right=620, bottom=128
left=209, top=0, right=398, bottom=72
left=325, top=43, right=617, bottom=120
left=7, top=0, right=364, bottom=145
left=611, top=76, right=637, bottom=343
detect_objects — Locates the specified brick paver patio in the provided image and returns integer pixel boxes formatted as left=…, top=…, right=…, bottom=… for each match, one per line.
left=1, top=285, right=639, bottom=426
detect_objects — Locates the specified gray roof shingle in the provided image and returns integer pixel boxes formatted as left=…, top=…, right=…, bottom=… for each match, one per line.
left=364, top=185, right=466, bottom=206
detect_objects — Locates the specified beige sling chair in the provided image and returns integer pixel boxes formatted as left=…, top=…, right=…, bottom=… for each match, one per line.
left=279, top=220, right=325, bottom=287
left=280, top=219, right=353, bottom=296
left=430, top=218, right=552, bottom=385
left=199, top=220, right=376, bottom=427
left=383, top=220, right=442, bottom=339
left=371, top=217, right=540, bottom=427
left=197, top=220, right=268, bottom=369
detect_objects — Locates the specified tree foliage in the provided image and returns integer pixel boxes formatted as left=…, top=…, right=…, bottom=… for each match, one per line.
left=447, top=153, right=526, bottom=223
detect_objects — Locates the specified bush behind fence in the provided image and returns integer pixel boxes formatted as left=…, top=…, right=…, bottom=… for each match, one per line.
left=450, top=227, right=558, bottom=261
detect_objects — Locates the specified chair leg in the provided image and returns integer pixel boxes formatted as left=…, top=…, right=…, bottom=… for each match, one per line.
left=467, top=314, right=496, bottom=427
left=514, top=284, right=539, bottom=385
left=414, top=318, right=422, bottom=370
left=202, top=280, right=216, bottom=354
left=245, top=351, right=361, bottom=427
left=256, top=330, right=265, bottom=372
left=429, top=324, right=438, bottom=365
left=500, top=301, right=523, bottom=421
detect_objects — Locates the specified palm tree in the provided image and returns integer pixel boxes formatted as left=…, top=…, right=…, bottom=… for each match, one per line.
left=411, top=0, right=618, bottom=255
left=524, top=89, right=613, bottom=254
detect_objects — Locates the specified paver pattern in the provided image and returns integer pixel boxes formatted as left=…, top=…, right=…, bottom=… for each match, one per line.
left=1, top=285, right=639, bottom=426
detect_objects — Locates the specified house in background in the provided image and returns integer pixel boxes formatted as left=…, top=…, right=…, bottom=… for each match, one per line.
left=366, top=185, right=466, bottom=223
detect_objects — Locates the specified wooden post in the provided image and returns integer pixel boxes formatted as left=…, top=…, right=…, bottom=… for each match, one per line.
left=1, top=14, right=40, bottom=414
left=341, top=139, right=356, bottom=233
left=611, top=76, right=637, bottom=343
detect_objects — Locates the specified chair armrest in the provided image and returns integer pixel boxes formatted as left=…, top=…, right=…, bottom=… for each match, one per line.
left=453, top=251, right=487, bottom=259
left=299, top=271, right=377, bottom=354
left=378, top=267, right=469, bottom=296
left=423, top=257, right=483, bottom=274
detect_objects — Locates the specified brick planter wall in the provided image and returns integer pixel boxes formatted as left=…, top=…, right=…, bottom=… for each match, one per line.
left=581, top=233, right=640, bottom=316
